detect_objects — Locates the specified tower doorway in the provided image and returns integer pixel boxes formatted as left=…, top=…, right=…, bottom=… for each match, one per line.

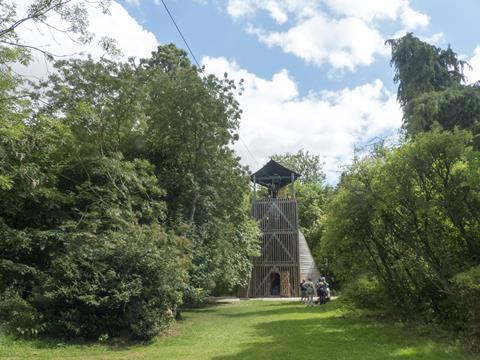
left=270, top=272, right=281, bottom=296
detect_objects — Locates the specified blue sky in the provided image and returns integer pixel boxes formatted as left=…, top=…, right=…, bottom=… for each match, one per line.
left=15, top=0, right=480, bottom=182
left=125, top=0, right=480, bottom=89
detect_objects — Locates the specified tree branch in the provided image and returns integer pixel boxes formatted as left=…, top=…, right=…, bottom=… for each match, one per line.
left=0, top=40, right=83, bottom=58
left=0, top=0, right=74, bottom=39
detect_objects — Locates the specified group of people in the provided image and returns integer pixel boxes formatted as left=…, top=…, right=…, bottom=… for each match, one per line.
left=300, top=277, right=330, bottom=306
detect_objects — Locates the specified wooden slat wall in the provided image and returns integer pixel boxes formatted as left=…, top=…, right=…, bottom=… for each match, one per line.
left=248, top=198, right=300, bottom=297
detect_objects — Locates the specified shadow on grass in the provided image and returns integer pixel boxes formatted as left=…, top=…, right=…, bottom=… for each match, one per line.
left=1, top=333, right=146, bottom=352
left=1, top=323, right=172, bottom=352
left=211, top=302, right=472, bottom=360
left=183, top=304, right=225, bottom=313
left=1, top=302, right=225, bottom=352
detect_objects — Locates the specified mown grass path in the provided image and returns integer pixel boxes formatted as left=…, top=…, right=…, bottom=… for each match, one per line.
left=0, top=300, right=476, bottom=359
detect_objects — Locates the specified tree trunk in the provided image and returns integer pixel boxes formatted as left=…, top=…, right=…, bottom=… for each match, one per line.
left=189, top=192, right=199, bottom=224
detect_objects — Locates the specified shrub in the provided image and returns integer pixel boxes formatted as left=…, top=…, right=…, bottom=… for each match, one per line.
left=0, top=158, right=191, bottom=340
left=343, top=274, right=388, bottom=310
left=38, top=226, right=188, bottom=340
left=453, top=266, right=480, bottom=351
left=0, top=288, right=44, bottom=336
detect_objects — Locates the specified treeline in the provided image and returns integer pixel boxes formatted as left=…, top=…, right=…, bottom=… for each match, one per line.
left=0, top=41, right=260, bottom=340
left=320, top=34, right=480, bottom=349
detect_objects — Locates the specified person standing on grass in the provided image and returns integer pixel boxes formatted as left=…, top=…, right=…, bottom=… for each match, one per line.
left=304, top=278, right=315, bottom=307
left=300, top=279, right=307, bottom=304
left=316, top=277, right=327, bottom=305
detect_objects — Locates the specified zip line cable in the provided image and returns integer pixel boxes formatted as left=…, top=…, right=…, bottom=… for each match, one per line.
left=240, top=137, right=259, bottom=167
left=159, top=0, right=260, bottom=168
left=160, top=0, right=203, bottom=74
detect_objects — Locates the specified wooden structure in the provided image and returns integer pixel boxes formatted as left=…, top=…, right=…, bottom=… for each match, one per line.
left=242, top=160, right=320, bottom=297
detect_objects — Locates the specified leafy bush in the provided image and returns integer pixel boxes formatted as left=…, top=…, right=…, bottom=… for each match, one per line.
left=0, top=288, right=44, bottom=336
left=39, top=226, right=188, bottom=340
left=183, top=219, right=260, bottom=304
left=453, top=266, right=480, bottom=350
left=343, top=274, right=388, bottom=310
left=0, top=157, right=191, bottom=340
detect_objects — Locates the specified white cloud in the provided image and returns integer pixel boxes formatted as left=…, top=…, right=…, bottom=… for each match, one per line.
left=248, top=14, right=387, bottom=70
left=227, top=0, right=428, bottom=26
left=226, top=0, right=430, bottom=71
left=203, top=56, right=402, bottom=182
left=400, top=6, right=429, bottom=29
left=125, top=0, right=140, bottom=6
left=324, top=0, right=403, bottom=21
left=465, top=47, right=480, bottom=84
left=12, top=1, right=158, bottom=78
left=324, top=0, right=428, bottom=28
left=227, top=0, right=317, bottom=24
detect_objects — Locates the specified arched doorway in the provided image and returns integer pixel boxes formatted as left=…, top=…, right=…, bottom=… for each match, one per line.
left=270, top=272, right=281, bottom=296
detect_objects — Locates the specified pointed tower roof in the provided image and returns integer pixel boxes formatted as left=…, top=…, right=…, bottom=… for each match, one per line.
left=251, top=159, right=301, bottom=189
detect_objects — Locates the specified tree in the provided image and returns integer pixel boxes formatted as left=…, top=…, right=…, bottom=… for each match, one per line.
left=138, top=46, right=260, bottom=296
left=320, top=33, right=480, bottom=348
left=38, top=44, right=260, bottom=301
left=272, top=149, right=325, bottom=184
left=321, top=130, right=480, bottom=329
left=0, top=0, right=115, bottom=189
left=0, top=0, right=259, bottom=337
left=1, top=38, right=260, bottom=339
left=386, top=33, right=466, bottom=109
left=387, top=33, right=480, bottom=140
left=40, top=57, right=144, bottom=157
left=0, top=0, right=112, bottom=58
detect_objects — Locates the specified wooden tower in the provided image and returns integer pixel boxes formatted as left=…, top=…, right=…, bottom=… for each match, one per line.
left=242, top=159, right=319, bottom=298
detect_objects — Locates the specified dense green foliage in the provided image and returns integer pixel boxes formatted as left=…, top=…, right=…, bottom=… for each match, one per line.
left=323, top=130, right=480, bottom=305
left=321, top=34, right=480, bottom=350
left=0, top=2, right=259, bottom=340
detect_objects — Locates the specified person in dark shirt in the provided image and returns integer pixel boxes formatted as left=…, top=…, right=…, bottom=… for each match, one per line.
left=316, top=276, right=329, bottom=305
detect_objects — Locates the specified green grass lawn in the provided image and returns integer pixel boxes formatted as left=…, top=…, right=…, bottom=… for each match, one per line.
left=0, top=300, right=477, bottom=359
